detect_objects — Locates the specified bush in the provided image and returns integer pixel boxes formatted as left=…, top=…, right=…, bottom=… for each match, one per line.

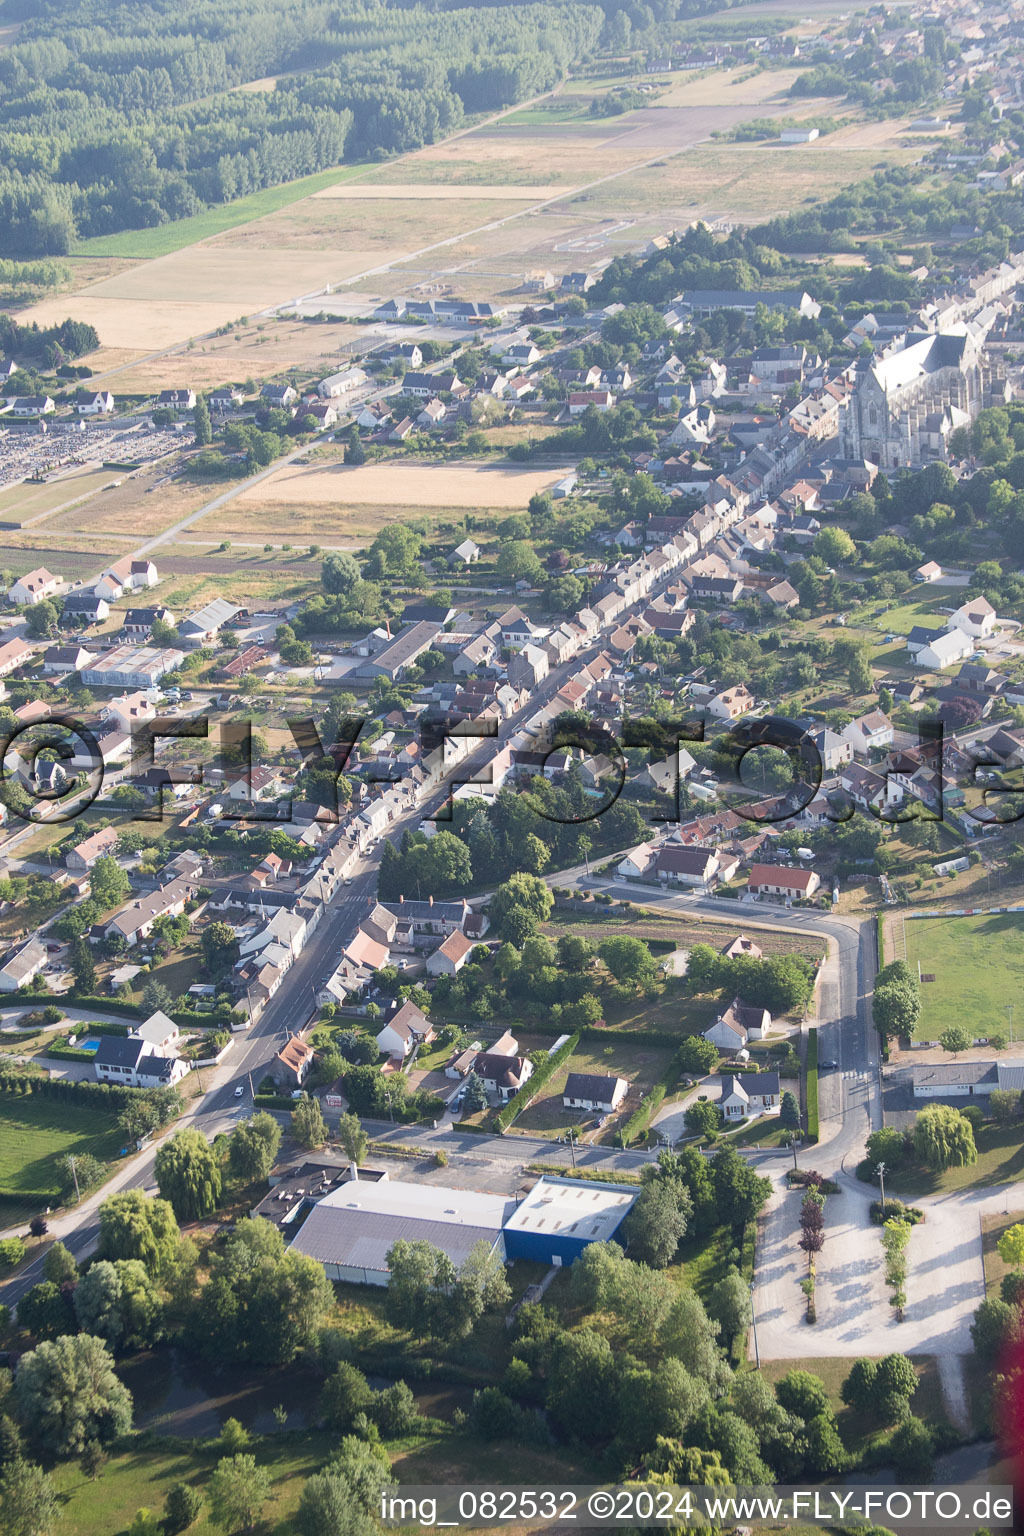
left=805, top=1028, right=819, bottom=1141
left=870, top=1198, right=923, bottom=1225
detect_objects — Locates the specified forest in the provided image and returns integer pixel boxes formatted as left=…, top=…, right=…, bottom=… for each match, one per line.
left=0, top=0, right=607, bottom=253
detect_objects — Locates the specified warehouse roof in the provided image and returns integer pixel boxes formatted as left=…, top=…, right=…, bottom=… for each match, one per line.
left=503, top=1176, right=636, bottom=1245
left=288, top=1179, right=513, bottom=1275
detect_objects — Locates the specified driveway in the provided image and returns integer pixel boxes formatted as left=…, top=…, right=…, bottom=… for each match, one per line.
left=754, top=1168, right=985, bottom=1359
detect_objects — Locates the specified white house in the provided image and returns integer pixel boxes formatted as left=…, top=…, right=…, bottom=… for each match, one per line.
left=77, top=390, right=115, bottom=416
left=720, top=1070, right=780, bottom=1120
left=562, top=1072, right=628, bottom=1113
left=748, top=864, right=820, bottom=900
left=9, top=567, right=60, bottom=606
left=841, top=711, right=894, bottom=757
left=318, top=367, right=367, bottom=398
left=375, top=1001, right=435, bottom=1060
left=449, top=539, right=481, bottom=567
left=703, top=998, right=772, bottom=1052
left=950, top=595, right=996, bottom=640
left=0, top=939, right=48, bottom=992
left=93, top=1011, right=189, bottom=1089
left=707, top=684, right=755, bottom=720
left=917, top=628, right=973, bottom=671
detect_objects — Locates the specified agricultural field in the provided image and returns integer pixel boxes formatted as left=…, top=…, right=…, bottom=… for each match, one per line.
left=900, top=912, right=1024, bottom=1040
left=235, top=457, right=576, bottom=513
left=0, top=1094, right=123, bottom=1220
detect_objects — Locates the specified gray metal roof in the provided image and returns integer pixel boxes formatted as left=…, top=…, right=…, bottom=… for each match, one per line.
left=290, top=1205, right=505, bottom=1274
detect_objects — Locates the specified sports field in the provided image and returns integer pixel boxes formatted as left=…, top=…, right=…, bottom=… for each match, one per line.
left=0, top=1093, right=122, bottom=1218
left=901, top=912, right=1024, bottom=1041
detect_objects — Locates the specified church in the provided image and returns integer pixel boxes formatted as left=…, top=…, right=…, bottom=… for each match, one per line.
left=838, top=326, right=992, bottom=468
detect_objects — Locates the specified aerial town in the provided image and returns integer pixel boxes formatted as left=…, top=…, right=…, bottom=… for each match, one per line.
left=1, top=0, right=1024, bottom=1531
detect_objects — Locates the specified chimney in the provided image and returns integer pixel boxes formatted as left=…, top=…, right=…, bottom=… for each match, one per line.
left=399, top=894, right=404, bottom=904
left=428, top=894, right=433, bottom=906
left=349, top=1161, right=359, bottom=1182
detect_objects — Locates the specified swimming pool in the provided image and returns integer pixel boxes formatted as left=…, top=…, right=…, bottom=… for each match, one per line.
left=77, top=1037, right=100, bottom=1052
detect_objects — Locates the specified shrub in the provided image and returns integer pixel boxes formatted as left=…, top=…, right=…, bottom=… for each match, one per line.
left=870, top=1199, right=924, bottom=1226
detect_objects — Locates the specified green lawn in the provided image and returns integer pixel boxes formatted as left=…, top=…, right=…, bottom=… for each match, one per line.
left=0, top=1094, right=123, bottom=1219
left=52, top=1429, right=335, bottom=1536
left=891, top=1120, right=1024, bottom=1198
left=72, top=161, right=374, bottom=259
left=761, top=1354, right=957, bottom=1458
left=901, top=912, right=1024, bottom=1040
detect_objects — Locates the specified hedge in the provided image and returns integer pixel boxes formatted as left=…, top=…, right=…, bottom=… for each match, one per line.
left=0, top=1074, right=167, bottom=1112
left=805, top=1028, right=819, bottom=1143
left=870, top=1198, right=924, bottom=1226
left=495, top=1032, right=580, bottom=1132
left=34, top=992, right=241, bottom=1031
left=525, top=1161, right=641, bottom=1185
left=618, top=1056, right=681, bottom=1148
left=253, top=1093, right=298, bottom=1111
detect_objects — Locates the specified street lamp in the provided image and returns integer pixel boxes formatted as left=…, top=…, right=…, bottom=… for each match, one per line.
left=876, top=1160, right=887, bottom=1217
left=789, top=1135, right=800, bottom=1171
left=749, top=1279, right=760, bottom=1369
left=1007, top=1004, right=1015, bottom=1044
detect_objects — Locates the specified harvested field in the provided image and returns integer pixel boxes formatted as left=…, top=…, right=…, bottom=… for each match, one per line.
left=312, top=182, right=568, bottom=201
left=89, top=316, right=370, bottom=393
left=0, top=540, right=123, bottom=578
left=236, top=458, right=576, bottom=510
left=655, top=65, right=808, bottom=107
left=43, top=471, right=211, bottom=539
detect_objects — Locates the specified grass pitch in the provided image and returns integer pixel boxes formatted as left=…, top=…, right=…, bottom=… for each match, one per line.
left=901, top=912, right=1024, bottom=1041
left=0, top=1093, right=123, bottom=1217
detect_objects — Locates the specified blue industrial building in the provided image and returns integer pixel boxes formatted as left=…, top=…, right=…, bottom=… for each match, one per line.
left=501, top=1176, right=637, bottom=1268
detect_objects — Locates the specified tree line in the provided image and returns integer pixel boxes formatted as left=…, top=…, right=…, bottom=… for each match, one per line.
left=0, top=0, right=602, bottom=252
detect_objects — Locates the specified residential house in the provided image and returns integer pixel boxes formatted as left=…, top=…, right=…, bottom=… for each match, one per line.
left=42, top=644, right=90, bottom=675
left=105, top=879, right=194, bottom=947
left=703, top=998, right=772, bottom=1052
left=841, top=711, right=894, bottom=757
left=63, top=592, right=110, bottom=625
left=425, top=930, right=476, bottom=978
left=707, top=684, right=755, bottom=720
left=747, top=863, right=820, bottom=900
left=274, top=1035, right=313, bottom=1088
left=122, top=606, right=174, bottom=640
left=720, top=1070, right=781, bottom=1119
left=375, top=1001, right=435, bottom=1061
left=810, top=727, right=852, bottom=772
left=950, top=595, right=996, bottom=639
left=449, top=539, right=481, bottom=567
left=65, top=825, right=119, bottom=872
left=653, top=844, right=735, bottom=891
left=0, top=939, right=47, bottom=992
left=473, top=1048, right=533, bottom=1103
left=76, top=390, right=115, bottom=416
left=9, top=567, right=60, bottom=606
left=917, top=628, right=974, bottom=671
left=0, top=637, right=31, bottom=677
left=156, top=389, right=195, bottom=410
left=562, top=1073, right=628, bottom=1113
left=916, top=561, right=942, bottom=582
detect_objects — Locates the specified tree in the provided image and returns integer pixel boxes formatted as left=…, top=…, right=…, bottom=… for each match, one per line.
left=461, top=1073, right=488, bottom=1113
left=127, top=1510, right=160, bottom=1536
left=676, top=1036, right=718, bottom=1075
left=489, top=873, right=553, bottom=931
left=803, top=1412, right=848, bottom=1477
left=872, top=1353, right=918, bottom=1422
left=207, top=1455, right=270, bottom=1533
left=371, top=1380, right=420, bottom=1438
left=706, top=1267, right=751, bottom=1344
left=971, top=1297, right=1015, bottom=1363
left=24, top=602, right=57, bottom=638
left=997, top=1223, right=1024, bottom=1271
left=872, top=979, right=920, bottom=1043
left=623, top=1180, right=690, bottom=1268
left=72, top=1260, right=162, bottom=1351
left=912, top=1104, right=977, bottom=1171
left=88, top=856, right=130, bottom=911
left=712, top=1145, right=772, bottom=1226
left=228, top=1113, right=281, bottom=1185
left=841, top=1358, right=878, bottom=1415
left=141, top=978, right=173, bottom=1015
left=684, top=1099, right=722, bottom=1140
left=154, top=1129, right=222, bottom=1222
left=780, top=1090, right=801, bottom=1130
left=196, top=1218, right=333, bottom=1365
left=939, top=1025, right=972, bottom=1057
left=337, top=1112, right=369, bottom=1166
left=291, top=1098, right=327, bottom=1149
left=598, top=935, right=658, bottom=992
left=16, top=1284, right=74, bottom=1343
left=813, top=527, right=856, bottom=565
left=14, top=1334, right=133, bottom=1456
left=202, top=922, right=237, bottom=973
left=343, top=425, right=366, bottom=465
left=164, top=1482, right=204, bottom=1534
left=546, top=1328, right=619, bottom=1438
left=70, top=938, right=96, bottom=994
left=42, top=1243, right=77, bottom=1287
left=888, top=1415, right=933, bottom=1479
left=0, top=1458, right=57, bottom=1536
left=296, top=1468, right=376, bottom=1536
left=990, top=1088, right=1022, bottom=1123
left=320, top=1362, right=373, bottom=1431
left=193, top=395, right=212, bottom=445
left=776, top=1370, right=830, bottom=1423
left=97, top=1192, right=180, bottom=1277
